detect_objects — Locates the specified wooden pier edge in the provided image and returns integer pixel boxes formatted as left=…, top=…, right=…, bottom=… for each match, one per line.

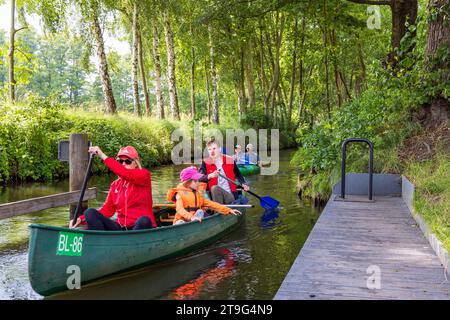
left=0, top=187, right=97, bottom=220
left=402, top=176, right=450, bottom=277
left=275, top=173, right=450, bottom=300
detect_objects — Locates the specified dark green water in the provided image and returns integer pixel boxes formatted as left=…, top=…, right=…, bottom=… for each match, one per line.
left=0, top=150, right=321, bottom=300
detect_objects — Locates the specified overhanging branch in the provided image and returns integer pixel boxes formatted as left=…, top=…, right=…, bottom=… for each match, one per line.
left=346, top=0, right=391, bottom=5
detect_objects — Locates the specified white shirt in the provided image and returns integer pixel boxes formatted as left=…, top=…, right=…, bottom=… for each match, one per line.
left=215, top=158, right=232, bottom=193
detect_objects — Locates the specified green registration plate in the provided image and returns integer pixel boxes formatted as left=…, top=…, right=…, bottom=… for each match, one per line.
left=56, top=232, right=84, bottom=256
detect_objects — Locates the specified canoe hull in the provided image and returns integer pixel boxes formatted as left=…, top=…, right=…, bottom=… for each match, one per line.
left=28, top=212, right=244, bottom=296
left=237, top=164, right=260, bottom=176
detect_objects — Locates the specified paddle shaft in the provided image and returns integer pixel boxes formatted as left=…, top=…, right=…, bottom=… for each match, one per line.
left=218, top=173, right=262, bottom=200
left=72, top=154, right=94, bottom=222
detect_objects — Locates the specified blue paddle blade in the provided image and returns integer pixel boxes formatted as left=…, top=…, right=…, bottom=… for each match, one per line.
left=259, top=196, right=280, bottom=209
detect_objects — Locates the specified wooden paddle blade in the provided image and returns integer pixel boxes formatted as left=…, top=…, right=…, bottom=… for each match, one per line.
left=259, top=196, right=280, bottom=209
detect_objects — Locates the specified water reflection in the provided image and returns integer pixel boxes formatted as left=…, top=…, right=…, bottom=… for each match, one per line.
left=259, top=208, right=280, bottom=229
left=169, top=247, right=253, bottom=300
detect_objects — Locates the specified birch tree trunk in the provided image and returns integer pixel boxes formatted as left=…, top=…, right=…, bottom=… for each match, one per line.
left=152, top=22, right=164, bottom=119
left=264, top=13, right=284, bottom=120
left=190, top=46, right=196, bottom=118
left=208, top=24, right=220, bottom=124
left=204, top=57, right=212, bottom=124
left=288, top=17, right=298, bottom=127
left=8, top=0, right=16, bottom=102
left=92, top=8, right=117, bottom=114
left=245, top=38, right=256, bottom=108
left=190, top=24, right=196, bottom=118
left=131, top=2, right=141, bottom=116
left=238, top=45, right=247, bottom=117
left=163, top=9, right=180, bottom=120
left=138, top=28, right=150, bottom=116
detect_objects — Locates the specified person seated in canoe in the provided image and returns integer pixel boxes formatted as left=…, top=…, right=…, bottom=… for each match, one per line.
left=199, top=139, right=250, bottom=204
left=69, top=145, right=157, bottom=231
left=244, top=143, right=260, bottom=166
left=232, top=144, right=245, bottom=165
left=167, top=166, right=242, bottom=225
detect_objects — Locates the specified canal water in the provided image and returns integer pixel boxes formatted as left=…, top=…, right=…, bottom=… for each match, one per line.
left=0, top=149, right=321, bottom=300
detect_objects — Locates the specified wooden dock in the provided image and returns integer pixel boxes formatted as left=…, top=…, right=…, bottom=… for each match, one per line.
left=275, top=194, right=450, bottom=300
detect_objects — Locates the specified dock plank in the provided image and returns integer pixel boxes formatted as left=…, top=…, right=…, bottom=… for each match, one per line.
left=274, top=196, right=450, bottom=300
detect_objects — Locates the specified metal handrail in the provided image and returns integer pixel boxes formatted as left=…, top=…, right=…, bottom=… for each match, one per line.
left=341, top=138, right=374, bottom=200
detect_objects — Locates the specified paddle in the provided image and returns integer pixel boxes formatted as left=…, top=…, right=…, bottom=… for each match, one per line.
left=218, top=173, right=280, bottom=209
left=71, top=153, right=95, bottom=225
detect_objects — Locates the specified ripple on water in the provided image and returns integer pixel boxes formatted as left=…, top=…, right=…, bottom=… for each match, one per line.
left=0, top=250, right=42, bottom=300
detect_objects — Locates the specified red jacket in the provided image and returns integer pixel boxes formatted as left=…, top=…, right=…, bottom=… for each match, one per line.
left=81, top=157, right=156, bottom=228
left=203, top=155, right=237, bottom=192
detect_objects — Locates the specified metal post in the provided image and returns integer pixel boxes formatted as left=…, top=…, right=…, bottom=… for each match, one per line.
left=340, top=138, right=374, bottom=201
left=341, top=144, right=346, bottom=199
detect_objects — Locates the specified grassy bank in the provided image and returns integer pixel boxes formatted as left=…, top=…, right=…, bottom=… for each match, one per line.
left=405, top=152, right=450, bottom=251
left=0, top=98, right=290, bottom=184
left=0, top=99, right=179, bottom=183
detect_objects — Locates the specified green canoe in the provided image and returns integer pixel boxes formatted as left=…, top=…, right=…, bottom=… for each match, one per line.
left=28, top=204, right=249, bottom=296
left=237, top=164, right=260, bottom=176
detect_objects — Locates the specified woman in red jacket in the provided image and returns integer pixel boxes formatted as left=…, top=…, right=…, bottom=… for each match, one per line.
left=69, top=145, right=157, bottom=231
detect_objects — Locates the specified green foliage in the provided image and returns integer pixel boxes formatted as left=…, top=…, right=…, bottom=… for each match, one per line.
left=292, top=86, right=413, bottom=174
left=0, top=96, right=67, bottom=182
left=0, top=98, right=182, bottom=183
left=406, top=152, right=450, bottom=251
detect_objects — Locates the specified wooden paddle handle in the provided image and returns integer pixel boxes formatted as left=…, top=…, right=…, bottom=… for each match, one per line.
left=72, top=153, right=94, bottom=222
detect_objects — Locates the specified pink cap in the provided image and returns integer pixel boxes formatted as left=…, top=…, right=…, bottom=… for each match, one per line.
left=117, top=146, right=139, bottom=159
left=180, top=166, right=204, bottom=182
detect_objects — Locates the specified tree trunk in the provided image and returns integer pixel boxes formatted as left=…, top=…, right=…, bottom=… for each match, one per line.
left=190, top=46, right=196, bottom=118
left=391, top=0, right=418, bottom=50
left=264, top=13, right=284, bottom=120
left=355, top=38, right=367, bottom=96
left=8, top=0, right=16, bottom=102
left=190, top=24, right=196, bottom=118
left=131, top=2, right=141, bottom=116
left=258, top=25, right=269, bottom=115
left=152, top=22, right=164, bottom=119
left=204, top=57, right=212, bottom=124
left=138, top=28, right=150, bottom=116
left=163, top=9, right=180, bottom=120
left=208, top=24, right=220, bottom=124
left=238, top=45, right=247, bottom=117
left=426, top=0, right=450, bottom=61
left=288, top=17, right=298, bottom=127
left=92, top=10, right=117, bottom=114
left=418, top=0, right=450, bottom=126
left=347, top=0, right=418, bottom=65
left=321, top=19, right=331, bottom=119
left=245, top=38, right=256, bottom=108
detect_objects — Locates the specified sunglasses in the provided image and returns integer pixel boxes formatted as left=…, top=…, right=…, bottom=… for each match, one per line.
left=116, top=158, right=134, bottom=165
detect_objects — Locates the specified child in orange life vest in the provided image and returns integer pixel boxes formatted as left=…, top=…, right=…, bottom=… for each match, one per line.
left=167, top=166, right=242, bottom=225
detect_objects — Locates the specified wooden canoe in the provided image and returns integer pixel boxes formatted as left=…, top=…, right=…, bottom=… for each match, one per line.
left=27, top=204, right=250, bottom=296
left=237, top=164, right=260, bottom=176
